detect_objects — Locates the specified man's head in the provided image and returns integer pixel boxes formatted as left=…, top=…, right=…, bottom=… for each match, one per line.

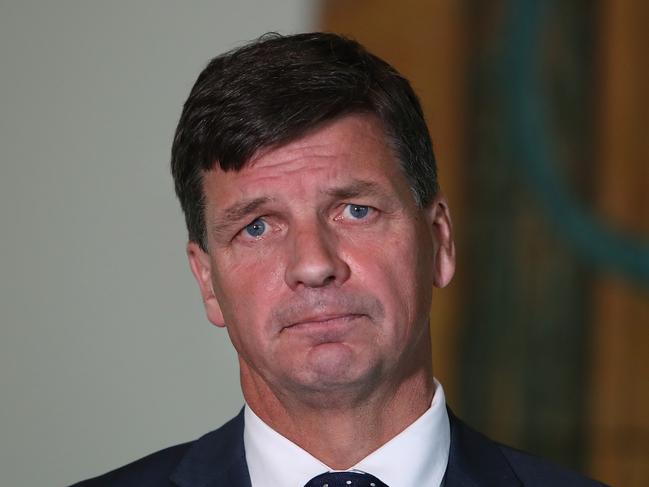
left=171, top=32, right=438, bottom=251
left=171, top=32, right=455, bottom=410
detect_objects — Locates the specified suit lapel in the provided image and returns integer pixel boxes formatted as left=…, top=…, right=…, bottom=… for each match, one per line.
left=168, top=406, right=523, bottom=487
left=169, top=409, right=251, bottom=487
left=444, top=409, right=522, bottom=487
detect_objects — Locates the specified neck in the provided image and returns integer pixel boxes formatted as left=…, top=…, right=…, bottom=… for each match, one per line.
left=241, top=358, right=435, bottom=469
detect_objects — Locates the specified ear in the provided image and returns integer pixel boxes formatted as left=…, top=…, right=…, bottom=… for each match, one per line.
left=425, top=194, right=456, bottom=288
left=186, top=241, right=225, bottom=327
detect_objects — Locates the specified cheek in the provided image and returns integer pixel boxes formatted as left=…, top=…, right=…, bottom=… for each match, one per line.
left=212, top=253, right=286, bottom=337
left=347, top=229, right=430, bottom=333
left=215, top=244, right=284, bottom=294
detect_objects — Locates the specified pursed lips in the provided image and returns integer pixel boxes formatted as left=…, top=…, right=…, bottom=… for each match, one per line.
left=283, top=313, right=365, bottom=331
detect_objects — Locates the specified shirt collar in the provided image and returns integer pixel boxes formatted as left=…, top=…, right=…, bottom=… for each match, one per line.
left=243, top=379, right=450, bottom=487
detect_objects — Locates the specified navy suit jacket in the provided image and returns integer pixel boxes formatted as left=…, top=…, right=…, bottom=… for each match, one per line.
left=72, top=409, right=607, bottom=486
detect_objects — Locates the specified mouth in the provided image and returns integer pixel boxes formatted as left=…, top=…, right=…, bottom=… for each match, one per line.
left=284, top=313, right=365, bottom=331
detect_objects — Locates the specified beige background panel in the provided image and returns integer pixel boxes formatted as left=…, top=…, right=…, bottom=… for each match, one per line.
left=0, top=2, right=316, bottom=486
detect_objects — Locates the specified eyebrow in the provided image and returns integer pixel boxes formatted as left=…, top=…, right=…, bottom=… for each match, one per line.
left=211, top=196, right=273, bottom=234
left=323, top=179, right=390, bottom=201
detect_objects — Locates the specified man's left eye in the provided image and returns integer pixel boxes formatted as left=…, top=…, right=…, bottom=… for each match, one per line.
left=343, top=204, right=372, bottom=220
left=243, top=218, right=267, bottom=238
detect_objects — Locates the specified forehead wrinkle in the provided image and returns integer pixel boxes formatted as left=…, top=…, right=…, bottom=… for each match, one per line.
left=246, top=151, right=339, bottom=180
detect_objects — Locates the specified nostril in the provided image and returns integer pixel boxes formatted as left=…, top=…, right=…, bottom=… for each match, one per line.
left=322, top=275, right=336, bottom=286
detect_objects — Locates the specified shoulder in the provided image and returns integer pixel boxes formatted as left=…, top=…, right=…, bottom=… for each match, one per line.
left=446, top=409, right=608, bottom=486
left=69, top=442, right=191, bottom=487
left=70, top=411, right=246, bottom=487
left=498, top=443, right=608, bottom=487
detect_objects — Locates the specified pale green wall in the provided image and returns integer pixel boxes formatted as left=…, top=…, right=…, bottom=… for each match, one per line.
left=0, top=1, right=316, bottom=485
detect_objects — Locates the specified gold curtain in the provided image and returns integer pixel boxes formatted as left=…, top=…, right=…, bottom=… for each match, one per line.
left=590, top=1, right=649, bottom=485
left=321, top=1, right=649, bottom=485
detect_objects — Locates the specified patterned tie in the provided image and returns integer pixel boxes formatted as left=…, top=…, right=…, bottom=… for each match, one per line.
left=304, top=471, right=389, bottom=487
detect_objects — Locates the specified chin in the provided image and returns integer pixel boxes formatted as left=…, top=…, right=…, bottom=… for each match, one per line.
left=290, top=346, right=382, bottom=395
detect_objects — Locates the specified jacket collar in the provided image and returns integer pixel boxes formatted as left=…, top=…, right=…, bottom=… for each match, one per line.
left=169, top=407, right=522, bottom=487
left=170, top=409, right=251, bottom=487
left=444, top=408, right=521, bottom=487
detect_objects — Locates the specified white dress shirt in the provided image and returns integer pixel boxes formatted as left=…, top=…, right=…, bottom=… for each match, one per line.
left=243, top=379, right=450, bottom=487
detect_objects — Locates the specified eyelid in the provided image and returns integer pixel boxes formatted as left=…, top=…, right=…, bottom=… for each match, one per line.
left=336, top=203, right=376, bottom=221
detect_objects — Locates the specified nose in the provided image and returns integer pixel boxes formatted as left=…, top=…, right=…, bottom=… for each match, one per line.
left=284, top=221, right=350, bottom=290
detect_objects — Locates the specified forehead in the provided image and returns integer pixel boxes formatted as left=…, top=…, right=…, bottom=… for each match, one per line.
left=202, top=114, right=411, bottom=206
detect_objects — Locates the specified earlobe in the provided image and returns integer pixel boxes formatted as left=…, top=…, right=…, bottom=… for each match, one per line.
left=425, top=194, right=456, bottom=289
left=186, top=241, right=226, bottom=327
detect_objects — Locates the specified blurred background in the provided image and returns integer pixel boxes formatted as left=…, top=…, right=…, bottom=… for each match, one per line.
left=323, top=1, right=648, bottom=486
left=1, top=1, right=646, bottom=486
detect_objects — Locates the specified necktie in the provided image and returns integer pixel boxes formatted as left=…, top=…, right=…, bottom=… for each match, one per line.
left=304, top=471, right=389, bottom=487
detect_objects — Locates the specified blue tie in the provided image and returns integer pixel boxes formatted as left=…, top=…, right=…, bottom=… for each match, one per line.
left=304, top=471, right=389, bottom=487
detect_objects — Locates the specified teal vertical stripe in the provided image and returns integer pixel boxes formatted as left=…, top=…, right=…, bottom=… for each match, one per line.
left=502, top=0, right=649, bottom=285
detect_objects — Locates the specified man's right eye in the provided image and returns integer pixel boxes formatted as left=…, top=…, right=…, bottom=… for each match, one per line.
left=243, top=218, right=266, bottom=238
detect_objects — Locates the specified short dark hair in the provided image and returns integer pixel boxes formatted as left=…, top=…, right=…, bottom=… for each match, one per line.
left=171, top=32, right=438, bottom=250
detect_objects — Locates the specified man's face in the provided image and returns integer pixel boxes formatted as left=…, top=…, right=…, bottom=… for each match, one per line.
left=188, top=114, right=454, bottom=403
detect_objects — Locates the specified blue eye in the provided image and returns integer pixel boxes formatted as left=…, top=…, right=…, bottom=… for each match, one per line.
left=345, top=204, right=371, bottom=219
left=244, top=218, right=266, bottom=237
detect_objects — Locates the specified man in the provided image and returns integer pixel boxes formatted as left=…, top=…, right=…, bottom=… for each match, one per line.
left=74, top=33, right=606, bottom=486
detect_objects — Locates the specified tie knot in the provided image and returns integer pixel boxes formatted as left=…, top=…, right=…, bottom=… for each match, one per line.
left=304, top=471, right=388, bottom=487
